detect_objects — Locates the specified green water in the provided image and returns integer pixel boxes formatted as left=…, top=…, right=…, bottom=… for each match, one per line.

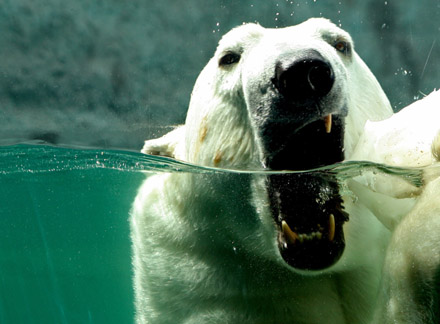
left=0, top=145, right=146, bottom=323
left=0, top=144, right=426, bottom=323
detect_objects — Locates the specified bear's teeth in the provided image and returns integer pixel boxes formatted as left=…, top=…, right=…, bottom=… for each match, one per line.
left=328, top=214, right=335, bottom=242
left=282, top=221, right=325, bottom=244
left=282, top=220, right=299, bottom=244
left=324, top=114, right=332, bottom=133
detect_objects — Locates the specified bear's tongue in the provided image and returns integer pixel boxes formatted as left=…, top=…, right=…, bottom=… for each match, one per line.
left=263, top=115, right=349, bottom=270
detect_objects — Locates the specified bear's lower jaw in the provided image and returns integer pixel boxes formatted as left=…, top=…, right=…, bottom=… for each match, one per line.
left=277, top=210, right=347, bottom=270
left=278, top=234, right=346, bottom=270
left=268, top=172, right=348, bottom=271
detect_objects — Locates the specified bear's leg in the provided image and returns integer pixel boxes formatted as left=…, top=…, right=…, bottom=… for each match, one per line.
left=376, top=176, right=440, bottom=324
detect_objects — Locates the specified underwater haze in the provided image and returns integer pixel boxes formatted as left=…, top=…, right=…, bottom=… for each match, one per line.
left=0, top=146, right=141, bottom=323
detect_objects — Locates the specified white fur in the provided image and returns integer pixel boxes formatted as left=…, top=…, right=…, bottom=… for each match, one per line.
left=350, top=91, right=440, bottom=229
left=131, top=18, right=394, bottom=323
left=350, top=90, right=440, bottom=323
left=376, top=174, right=440, bottom=324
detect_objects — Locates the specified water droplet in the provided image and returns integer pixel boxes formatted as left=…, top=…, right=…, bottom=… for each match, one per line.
left=381, top=23, right=387, bottom=29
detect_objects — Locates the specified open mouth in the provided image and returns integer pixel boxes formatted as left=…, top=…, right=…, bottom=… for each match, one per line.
left=264, top=114, right=349, bottom=270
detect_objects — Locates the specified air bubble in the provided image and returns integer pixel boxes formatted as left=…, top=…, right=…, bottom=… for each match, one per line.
left=396, top=67, right=412, bottom=76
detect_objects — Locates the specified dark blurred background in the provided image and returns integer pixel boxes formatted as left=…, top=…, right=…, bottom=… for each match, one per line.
left=1, top=0, right=439, bottom=149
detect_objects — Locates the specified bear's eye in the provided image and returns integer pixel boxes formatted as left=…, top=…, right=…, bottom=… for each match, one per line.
left=219, top=52, right=241, bottom=67
left=334, top=41, right=350, bottom=55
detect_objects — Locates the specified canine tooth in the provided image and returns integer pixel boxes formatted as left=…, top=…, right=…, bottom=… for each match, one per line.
left=282, top=221, right=299, bottom=244
left=324, top=114, right=332, bottom=133
left=328, top=214, right=335, bottom=242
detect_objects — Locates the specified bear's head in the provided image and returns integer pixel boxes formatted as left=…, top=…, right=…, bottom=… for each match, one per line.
left=183, top=18, right=391, bottom=168
left=143, top=18, right=392, bottom=270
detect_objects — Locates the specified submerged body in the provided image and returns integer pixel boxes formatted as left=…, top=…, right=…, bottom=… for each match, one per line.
left=132, top=172, right=388, bottom=323
left=377, top=174, right=440, bottom=324
left=131, top=18, right=395, bottom=323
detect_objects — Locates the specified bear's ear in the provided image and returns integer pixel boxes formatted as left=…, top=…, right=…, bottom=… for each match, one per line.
left=141, top=126, right=185, bottom=158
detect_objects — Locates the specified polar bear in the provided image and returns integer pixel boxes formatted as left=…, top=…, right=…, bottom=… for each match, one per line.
left=349, top=90, right=440, bottom=324
left=131, top=18, right=394, bottom=323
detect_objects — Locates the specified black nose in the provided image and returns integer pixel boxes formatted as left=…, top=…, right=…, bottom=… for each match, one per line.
left=273, top=54, right=334, bottom=102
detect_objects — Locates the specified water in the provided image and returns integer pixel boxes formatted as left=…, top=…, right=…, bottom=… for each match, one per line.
left=0, top=144, right=427, bottom=323
left=0, top=145, right=144, bottom=323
